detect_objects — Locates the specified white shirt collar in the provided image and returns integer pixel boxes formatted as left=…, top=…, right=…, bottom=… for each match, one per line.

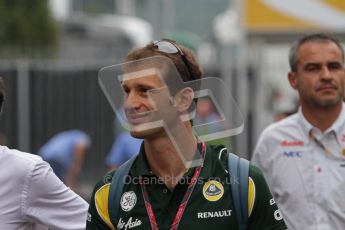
left=296, top=102, right=345, bottom=141
left=327, top=102, right=345, bottom=136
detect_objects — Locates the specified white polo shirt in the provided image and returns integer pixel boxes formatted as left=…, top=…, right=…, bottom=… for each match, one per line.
left=252, top=102, right=345, bottom=230
left=0, top=146, right=88, bottom=230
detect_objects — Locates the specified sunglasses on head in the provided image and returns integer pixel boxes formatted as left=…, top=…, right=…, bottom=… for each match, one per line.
left=153, top=40, right=195, bottom=80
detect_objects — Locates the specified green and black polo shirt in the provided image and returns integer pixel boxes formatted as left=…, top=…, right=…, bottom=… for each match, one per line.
left=87, top=144, right=287, bottom=230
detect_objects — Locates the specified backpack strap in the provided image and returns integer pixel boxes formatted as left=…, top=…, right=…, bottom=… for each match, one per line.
left=228, top=153, right=250, bottom=230
left=108, top=156, right=137, bottom=227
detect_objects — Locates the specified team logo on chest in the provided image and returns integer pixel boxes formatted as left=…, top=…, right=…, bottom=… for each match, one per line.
left=202, top=180, right=224, bottom=202
left=120, top=191, right=137, bottom=212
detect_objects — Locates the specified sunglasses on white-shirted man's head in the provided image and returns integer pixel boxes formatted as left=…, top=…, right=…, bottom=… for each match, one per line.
left=153, top=40, right=195, bottom=80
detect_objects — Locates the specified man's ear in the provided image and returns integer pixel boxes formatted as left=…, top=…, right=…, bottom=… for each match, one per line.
left=288, top=71, right=298, bottom=90
left=174, top=87, right=194, bottom=113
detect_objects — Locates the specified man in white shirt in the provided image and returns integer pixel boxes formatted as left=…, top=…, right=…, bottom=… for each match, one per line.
left=252, top=33, right=345, bottom=230
left=0, top=78, right=88, bottom=230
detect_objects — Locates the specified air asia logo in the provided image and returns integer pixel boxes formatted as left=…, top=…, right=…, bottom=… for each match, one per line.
left=120, top=191, right=137, bottom=212
left=117, top=217, right=142, bottom=230
left=280, top=140, right=304, bottom=146
left=342, top=134, right=345, bottom=142
left=203, top=180, right=224, bottom=202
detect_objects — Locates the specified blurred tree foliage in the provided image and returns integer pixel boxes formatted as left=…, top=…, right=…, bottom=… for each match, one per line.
left=0, top=0, right=59, bottom=58
left=72, top=0, right=115, bottom=14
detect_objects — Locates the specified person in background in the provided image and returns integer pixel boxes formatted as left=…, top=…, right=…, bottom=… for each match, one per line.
left=39, top=129, right=90, bottom=193
left=105, top=107, right=142, bottom=171
left=194, top=97, right=229, bottom=146
left=252, top=33, right=345, bottom=229
left=194, top=97, right=220, bottom=124
left=272, top=91, right=298, bottom=121
left=105, top=131, right=142, bottom=171
left=0, top=77, right=88, bottom=229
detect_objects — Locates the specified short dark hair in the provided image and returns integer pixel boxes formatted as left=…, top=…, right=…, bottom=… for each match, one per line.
left=289, top=33, right=344, bottom=72
left=124, top=38, right=203, bottom=83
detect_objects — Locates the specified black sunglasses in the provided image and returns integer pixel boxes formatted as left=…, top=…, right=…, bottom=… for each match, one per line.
left=153, top=40, right=195, bottom=80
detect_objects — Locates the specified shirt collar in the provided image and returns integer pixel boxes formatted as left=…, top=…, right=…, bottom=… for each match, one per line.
left=198, top=144, right=216, bottom=180
left=296, top=107, right=313, bottom=144
left=297, top=102, right=345, bottom=140
left=130, top=142, right=214, bottom=180
left=328, top=102, right=345, bottom=136
left=130, top=143, right=152, bottom=177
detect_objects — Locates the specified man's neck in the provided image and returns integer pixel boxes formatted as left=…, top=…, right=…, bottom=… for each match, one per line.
left=301, top=102, right=343, bottom=132
left=144, top=133, right=197, bottom=191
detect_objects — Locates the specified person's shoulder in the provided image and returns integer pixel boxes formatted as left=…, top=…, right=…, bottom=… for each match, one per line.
left=90, top=170, right=116, bottom=211
left=88, top=170, right=117, bottom=229
left=247, top=164, right=273, bottom=210
left=91, top=170, right=116, bottom=219
left=247, top=164, right=275, bottom=196
left=247, top=164, right=287, bottom=229
left=248, top=164, right=265, bottom=180
left=92, top=170, right=116, bottom=195
left=0, top=146, right=48, bottom=182
left=1, top=146, right=43, bottom=165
